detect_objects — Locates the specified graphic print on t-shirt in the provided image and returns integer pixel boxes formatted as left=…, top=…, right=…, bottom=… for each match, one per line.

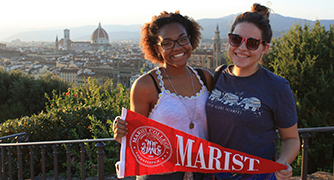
left=208, top=89, right=262, bottom=116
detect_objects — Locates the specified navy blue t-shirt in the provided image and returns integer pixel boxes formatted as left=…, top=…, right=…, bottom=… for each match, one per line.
left=206, top=65, right=297, bottom=160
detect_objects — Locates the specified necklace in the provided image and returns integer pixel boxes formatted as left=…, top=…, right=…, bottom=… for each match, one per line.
left=163, top=67, right=196, bottom=129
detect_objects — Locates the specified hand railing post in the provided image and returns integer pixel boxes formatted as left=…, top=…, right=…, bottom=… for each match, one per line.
left=7, top=147, right=13, bottom=180
left=29, top=146, right=34, bottom=180
left=66, top=143, right=72, bottom=180
left=0, top=146, right=5, bottom=180
left=301, top=133, right=310, bottom=180
left=52, top=144, right=58, bottom=180
left=40, top=145, right=46, bottom=180
left=16, top=135, right=24, bottom=180
left=80, top=143, right=86, bottom=180
left=96, top=142, right=106, bottom=180
left=17, top=145, right=23, bottom=180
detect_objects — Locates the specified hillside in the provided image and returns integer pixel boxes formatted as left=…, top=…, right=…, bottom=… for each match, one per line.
left=2, top=13, right=333, bottom=41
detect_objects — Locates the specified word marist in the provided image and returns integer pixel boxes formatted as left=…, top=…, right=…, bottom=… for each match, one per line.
left=175, top=135, right=259, bottom=173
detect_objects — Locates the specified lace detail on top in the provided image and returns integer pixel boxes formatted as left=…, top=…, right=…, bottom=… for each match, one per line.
left=148, top=66, right=208, bottom=117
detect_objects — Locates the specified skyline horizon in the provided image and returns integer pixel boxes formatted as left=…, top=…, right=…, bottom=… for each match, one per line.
left=1, top=0, right=333, bottom=41
left=1, top=13, right=333, bottom=43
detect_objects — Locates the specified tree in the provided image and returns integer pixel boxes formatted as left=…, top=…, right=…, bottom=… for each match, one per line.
left=0, top=69, right=69, bottom=122
left=266, top=20, right=334, bottom=173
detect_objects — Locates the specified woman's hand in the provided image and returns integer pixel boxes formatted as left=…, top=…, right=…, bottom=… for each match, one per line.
left=113, top=116, right=128, bottom=143
left=275, top=159, right=293, bottom=180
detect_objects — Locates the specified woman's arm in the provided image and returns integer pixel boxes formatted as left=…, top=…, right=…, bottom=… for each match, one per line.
left=113, top=73, right=157, bottom=143
left=130, top=74, right=155, bottom=117
left=275, top=123, right=300, bottom=180
left=277, top=123, right=300, bottom=164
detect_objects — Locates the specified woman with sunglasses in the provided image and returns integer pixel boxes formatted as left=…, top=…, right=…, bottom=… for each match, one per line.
left=113, top=11, right=212, bottom=180
left=206, top=3, right=300, bottom=180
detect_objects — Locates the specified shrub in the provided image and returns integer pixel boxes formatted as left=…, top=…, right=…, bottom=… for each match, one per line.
left=0, top=77, right=130, bottom=177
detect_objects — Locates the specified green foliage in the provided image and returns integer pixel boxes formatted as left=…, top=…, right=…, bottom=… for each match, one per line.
left=0, top=68, right=69, bottom=123
left=266, top=20, right=334, bottom=174
left=292, top=152, right=303, bottom=175
left=67, top=114, right=120, bottom=177
left=0, top=77, right=130, bottom=177
left=223, top=50, right=232, bottom=65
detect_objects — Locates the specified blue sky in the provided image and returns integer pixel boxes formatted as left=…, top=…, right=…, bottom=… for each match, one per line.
left=0, top=0, right=333, bottom=40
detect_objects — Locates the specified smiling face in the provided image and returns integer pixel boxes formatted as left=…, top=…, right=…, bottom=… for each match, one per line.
left=229, top=22, right=269, bottom=76
left=154, top=22, right=192, bottom=68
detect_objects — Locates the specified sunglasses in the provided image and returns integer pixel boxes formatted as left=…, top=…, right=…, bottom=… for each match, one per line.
left=228, top=33, right=267, bottom=51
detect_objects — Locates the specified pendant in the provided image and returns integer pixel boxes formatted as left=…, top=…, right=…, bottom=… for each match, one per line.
left=189, top=122, right=194, bottom=129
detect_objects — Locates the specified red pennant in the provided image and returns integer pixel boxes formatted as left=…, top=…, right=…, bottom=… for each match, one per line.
left=116, top=108, right=286, bottom=178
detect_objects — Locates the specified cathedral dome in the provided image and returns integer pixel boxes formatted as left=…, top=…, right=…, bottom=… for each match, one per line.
left=91, top=22, right=109, bottom=44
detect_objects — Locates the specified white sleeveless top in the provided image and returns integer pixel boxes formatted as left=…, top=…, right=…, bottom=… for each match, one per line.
left=148, top=66, right=209, bottom=140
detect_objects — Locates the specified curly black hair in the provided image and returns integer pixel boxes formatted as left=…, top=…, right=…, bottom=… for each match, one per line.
left=139, top=11, right=203, bottom=64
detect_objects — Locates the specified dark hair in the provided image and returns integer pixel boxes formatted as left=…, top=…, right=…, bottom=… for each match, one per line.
left=230, top=3, right=272, bottom=43
left=139, top=11, right=202, bottom=64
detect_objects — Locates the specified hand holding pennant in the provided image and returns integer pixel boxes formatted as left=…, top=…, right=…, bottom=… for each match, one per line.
left=116, top=108, right=286, bottom=178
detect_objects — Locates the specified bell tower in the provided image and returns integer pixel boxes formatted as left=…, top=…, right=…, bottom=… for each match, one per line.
left=64, top=29, right=70, bottom=50
left=55, top=36, right=59, bottom=50
left=213, top=24, right=222, bottom=67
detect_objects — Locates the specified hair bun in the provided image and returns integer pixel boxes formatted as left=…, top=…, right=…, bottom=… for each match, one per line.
left=250, top=3, right=270, bottom=19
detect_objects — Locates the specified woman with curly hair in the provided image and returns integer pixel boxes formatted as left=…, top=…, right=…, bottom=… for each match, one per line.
left=113, top=11, right=212, bottom=180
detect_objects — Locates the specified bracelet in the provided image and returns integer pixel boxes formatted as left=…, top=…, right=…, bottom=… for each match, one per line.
left=278, top=159, right=289, bottom=165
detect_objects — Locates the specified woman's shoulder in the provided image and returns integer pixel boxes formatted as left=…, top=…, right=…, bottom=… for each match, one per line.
left=260, top=66, right=289, bottom=84
left=259, top=67, right=292, bottom=94
left=131, top=69, right=159, bottom=93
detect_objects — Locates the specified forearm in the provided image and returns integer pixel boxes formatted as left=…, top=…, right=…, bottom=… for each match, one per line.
left=278, top=138, right=300, bottom=164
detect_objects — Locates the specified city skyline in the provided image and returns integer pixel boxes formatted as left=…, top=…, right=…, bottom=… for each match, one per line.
left=1, top=0, right=333, bottom=41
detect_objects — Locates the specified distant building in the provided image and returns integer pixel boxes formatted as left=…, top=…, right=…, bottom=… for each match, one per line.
left=59, top=67, right=108, bottom=86
left=89, top=58, right=145, bottom=87
left=0, top=49, right=21, bottom=58
left=56, top=22, right=111, bottom=51
left=188, top=51, right=214, bottom=68
left=77, top=73, right=106, bottom=85
left=0, top=43, right=22, bottom=57
left=0, top=43, right=6, bottom=50
left=188, top=24, right=227, bottom=72
left=59, top=68, right=80, bottom=84
left=212, top=24, right=224, bottom=68
left=36, top=61, right=57, bottom=68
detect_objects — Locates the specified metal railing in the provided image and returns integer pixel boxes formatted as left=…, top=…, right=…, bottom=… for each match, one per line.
left=296, top=127, right=334, bottom=180
left=0, top=127, right=334, bottom=180
left=0, top=134, right=118, bottom=180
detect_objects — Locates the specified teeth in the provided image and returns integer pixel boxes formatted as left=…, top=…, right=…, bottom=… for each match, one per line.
left=173, top=53, right=184, bottom=57
left=236, top=53, right=248, bottom=58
